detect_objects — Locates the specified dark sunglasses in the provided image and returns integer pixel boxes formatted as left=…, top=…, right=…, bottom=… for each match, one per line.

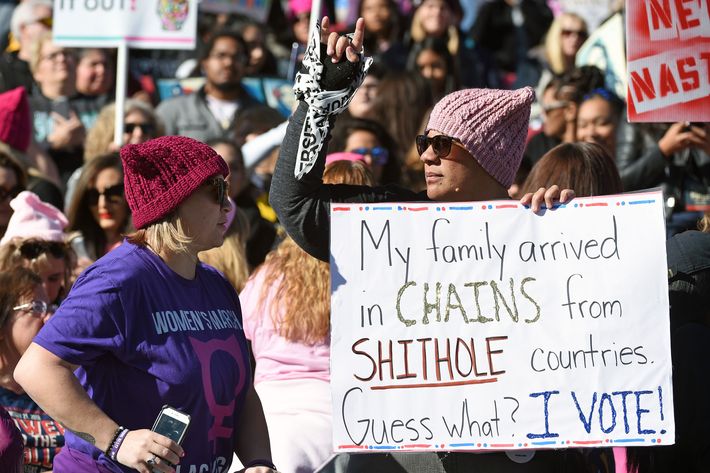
left=561, top=29, right=587, bottom=38
left=19, top=240, right=66, bottom=260
left=209, top=177, right=228, bottom=208
left=0, top=185, right=21, bottom=202
left=86, top=184, right=124, bottom=206
left=351, top=147, right=389, bottom=165
left=415, top=134, right=461, bottom=158
left=34, top=17, right=53, bottom=28
left=124, top=122, right=155, bottom=135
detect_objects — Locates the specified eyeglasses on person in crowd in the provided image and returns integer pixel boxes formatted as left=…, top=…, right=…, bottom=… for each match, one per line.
left=561, top=29, right=587, bottom=39
left=19, top=240, right=66, bottom=260
left=86, top=184, right=124, bottom=206
left=30, top=16, right=53, bottom=28
left=41, top=49, right=75, bottom=63
left=351, top=147, right=389, bottom=165
left=124, top=122, right=155, bottom=135
left=542, top=101, right=569, bottom=114
left=13, top=300, right=55, bottom=318
left=209, top=177, right=228, bottom=208
left=415, top=134, right=464, bottom=159
left=0, top=185, right=21, bottom=202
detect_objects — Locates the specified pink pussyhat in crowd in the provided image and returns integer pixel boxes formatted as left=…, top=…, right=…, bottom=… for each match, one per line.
left=325, top=152, right=367, bottom=166
left=427, top=87, right=535, bottom=188
left=0, top=86, right=32, bottom=153
left=0, top=191, right=68, bottom=245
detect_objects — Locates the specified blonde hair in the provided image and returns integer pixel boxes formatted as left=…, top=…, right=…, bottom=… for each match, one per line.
left=410, top=8, right=459, bottom=56
left=84, top=100, right=163, bottom=162
left=199, top=207, right=250, bottom=291
left=127, top=214, right=193, bottom=255
left=544, top=12, right=587, bottom=75
left=253, top=160, right=374, bottom=344
left=258, top=237, right=331, bottom=344
left=322, top=159, right=375, bottom=186
left=29, top=30, right=54, bottom=74
left=699, top=213, right=710, bottom=233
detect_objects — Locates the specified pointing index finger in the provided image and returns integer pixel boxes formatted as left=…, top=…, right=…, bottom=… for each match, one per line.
left=351, top=17, right=365, bottom=51
left=320, top=16, right=329, bottom=41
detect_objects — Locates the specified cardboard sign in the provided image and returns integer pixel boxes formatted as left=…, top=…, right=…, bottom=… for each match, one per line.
left=330, top=191, right=674, bottom=452
left=53, top=0, right=197, bottom=49
left=200, top=0, right=272, bottom=23
left=626, top=0, right=710, bottom=122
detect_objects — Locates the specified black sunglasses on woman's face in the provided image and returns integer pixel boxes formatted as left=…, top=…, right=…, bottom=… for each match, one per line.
left=416, top=134, right=461, bottom=158
left=86, top=184, right=124, bottom=206
left=209, top=177, right=228, bottom=208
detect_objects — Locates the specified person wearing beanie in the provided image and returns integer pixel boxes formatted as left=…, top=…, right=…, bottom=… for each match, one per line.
left=0, top=191, right=76, bottom=305
left=271, top=18, right=571, bottom=263
left=16, top=136, right=277, bottom=473
left=0, top=86, right=64, bottom=210
left=269, top=19, right=581, bottom=471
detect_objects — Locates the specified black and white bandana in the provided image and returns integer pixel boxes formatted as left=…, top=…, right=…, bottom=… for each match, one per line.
left=293, top=22, right=373, bottom=180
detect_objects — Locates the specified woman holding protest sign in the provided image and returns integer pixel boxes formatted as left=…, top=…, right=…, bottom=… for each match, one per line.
left=15, top=136, right=276, bottom=473
left=270, top=17, right=573, bottom=262
left=269, top=16, right=586, bottom=472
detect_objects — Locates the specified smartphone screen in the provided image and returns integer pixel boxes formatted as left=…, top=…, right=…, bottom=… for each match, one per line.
left=153, top=410, right=189, bottom=444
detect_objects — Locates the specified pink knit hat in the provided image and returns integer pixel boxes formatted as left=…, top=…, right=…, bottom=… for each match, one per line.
left=0, top=87, right=31, bottom=153
left=325, top=152, right=367, bottom=166
left=120, top=136, right=229, bottom=229
left=0, top=191, right=68, bottom=245
left=426, top=87, right=535, bottom=188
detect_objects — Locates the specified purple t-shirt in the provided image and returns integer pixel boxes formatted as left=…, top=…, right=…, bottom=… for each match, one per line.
left=34, top=242, right=251, bottom=473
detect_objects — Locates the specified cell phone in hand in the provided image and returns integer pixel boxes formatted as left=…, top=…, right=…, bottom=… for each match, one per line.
left=151, top=405, right=190, bottom=445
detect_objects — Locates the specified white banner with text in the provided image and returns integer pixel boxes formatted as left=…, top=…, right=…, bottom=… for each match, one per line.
left=53, top=0, right=197, bottom=49
left=330, top=190, right=673, bottom=452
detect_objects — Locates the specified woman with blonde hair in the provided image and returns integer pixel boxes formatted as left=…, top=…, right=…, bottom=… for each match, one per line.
left=83, top=99, right=162, bottom=162
left=16, top=136, right=275, bottom=473
left=239, top=160, right=374, bottom=473
left=543, top=12, right=588, bottom=77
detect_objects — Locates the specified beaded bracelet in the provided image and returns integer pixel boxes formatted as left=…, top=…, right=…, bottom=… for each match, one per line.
left=108, top=427, right=129, bottom=461
left=104, top=426, right=128, bottom=460
left=244, top=458, right=277, bottom=470
left=104, top=426, right=124, bottom=457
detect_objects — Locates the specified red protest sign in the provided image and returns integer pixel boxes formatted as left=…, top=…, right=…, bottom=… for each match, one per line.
left=626, top=0, right=710, bottom=122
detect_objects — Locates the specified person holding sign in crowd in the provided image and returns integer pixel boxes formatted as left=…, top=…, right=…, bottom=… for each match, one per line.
left=270, top=17, right=585, bottom=471
left=272, top=17, right=573, bottom=262
left=15, top=136, right=276, bottom=473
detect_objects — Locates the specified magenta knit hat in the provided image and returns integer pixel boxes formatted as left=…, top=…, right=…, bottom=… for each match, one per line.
left=426, top=87, right=535, bottom=188
left=120, top=136, right=229, bottom=229
left=0, top=191, right=68, bottom=246
left=0, top=87, right=31, bottom=153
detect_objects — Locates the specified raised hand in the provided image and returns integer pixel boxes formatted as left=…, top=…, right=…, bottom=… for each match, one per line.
left=322, top=16, right=365, bottom=63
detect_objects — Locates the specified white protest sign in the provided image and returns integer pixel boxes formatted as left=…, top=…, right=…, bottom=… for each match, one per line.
left=330, top=190, right=673, bottom=453
left=53, top=0, right=197, bottom=49
left=200, top=0, right=272, bottom=23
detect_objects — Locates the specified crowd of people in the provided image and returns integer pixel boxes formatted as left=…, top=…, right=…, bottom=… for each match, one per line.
left=0, top=0, right=708, bottom=472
